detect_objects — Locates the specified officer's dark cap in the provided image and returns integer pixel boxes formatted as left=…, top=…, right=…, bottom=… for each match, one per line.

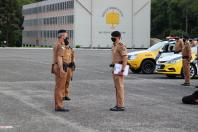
left=58, top=29, right=67, bottom=34
left=111, top=31, right=121, bottom=37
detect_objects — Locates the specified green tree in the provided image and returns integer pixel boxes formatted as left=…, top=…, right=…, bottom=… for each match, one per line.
left=0, top=0, right=42, bottom=47
left=0, top=0, right=21, bottom=46
left=151, top=0, right=198, bottom=39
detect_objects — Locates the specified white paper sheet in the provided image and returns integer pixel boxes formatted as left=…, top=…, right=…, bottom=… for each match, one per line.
left=114, top=64, right=129, bottom=76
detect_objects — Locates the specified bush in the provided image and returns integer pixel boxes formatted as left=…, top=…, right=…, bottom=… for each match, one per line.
left=76, top=45, right=81, bottom=48
left=169, top=30, right=188, bottom=37
left=15, top=40, right=22, bottom=47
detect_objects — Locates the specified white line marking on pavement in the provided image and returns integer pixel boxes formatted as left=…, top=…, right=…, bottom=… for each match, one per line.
left=0, top=90, right=99, bottom=132
left=0, top=126, right=14, bottom=129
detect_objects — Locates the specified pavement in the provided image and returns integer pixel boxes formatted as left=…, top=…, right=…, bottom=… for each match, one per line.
left=0, top=48, right=198, bottom=132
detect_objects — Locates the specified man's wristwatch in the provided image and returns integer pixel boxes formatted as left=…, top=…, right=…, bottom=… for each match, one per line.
left=121, top=69, right=124, bottom=72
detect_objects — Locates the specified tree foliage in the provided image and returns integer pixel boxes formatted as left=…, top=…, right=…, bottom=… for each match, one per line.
left=152, top=0, right=198, bottom=39
left=0, top=0, right=42, bottom=47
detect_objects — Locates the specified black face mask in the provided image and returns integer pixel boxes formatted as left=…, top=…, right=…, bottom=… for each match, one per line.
left=64, top=37, right=69, bottom=45
left=111, top=37, right=116, bottom=42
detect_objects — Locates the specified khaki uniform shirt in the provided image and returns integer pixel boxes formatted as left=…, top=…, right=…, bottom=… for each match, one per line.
left=63, top=46, right=75, bottom=64
left=112, top=42, right=128, bottom=64
left=175, top=39, right=184, bottom=53
left=53, top=42, right=65, bottom=64
left=182, top=42, right=191, bottom=58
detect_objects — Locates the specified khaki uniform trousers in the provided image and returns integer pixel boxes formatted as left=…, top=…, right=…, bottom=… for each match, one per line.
left=113, top=74, right=125, bottom=107
left=183, top=59, right=190, bottom=83
left=54, top=64, right=67, bottom=109
left=63, top=68, right=73, bottom=97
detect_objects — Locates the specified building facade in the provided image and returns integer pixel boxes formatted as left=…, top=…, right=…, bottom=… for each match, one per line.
left=22, top=0, right=151, bottom=48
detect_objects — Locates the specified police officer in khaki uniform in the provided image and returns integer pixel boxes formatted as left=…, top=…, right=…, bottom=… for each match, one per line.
left=182, top=36, right=192, bottom=86
left=175, top=37, right=184, bottom=53
left=109, top=31, right=128, bottom=111
left=62, top=37, right=75, bottom=101
left=189, top=39, right=197, bottom=47
left=52, top=30, right=69, bottom=112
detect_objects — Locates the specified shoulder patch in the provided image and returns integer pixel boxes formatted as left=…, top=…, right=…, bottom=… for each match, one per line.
left=119, top=43, right=126, bottom=47
left=61, top=45, right=65, bottom=49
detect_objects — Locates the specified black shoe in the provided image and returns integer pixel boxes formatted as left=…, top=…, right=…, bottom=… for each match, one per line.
left=195, top=86, right=198, bottom=88
left=55, top=108, right=69, bottom=112
left=181, top=83, right=190, bottom=86
left=63, top=96, right=71, bottom=101
left=182, top=91, right=198, bottom=104
left=110, top=106, right=125, bottom=111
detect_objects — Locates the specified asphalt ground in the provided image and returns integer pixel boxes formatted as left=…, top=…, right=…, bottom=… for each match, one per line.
left=0, top=48, right=198, bottom=132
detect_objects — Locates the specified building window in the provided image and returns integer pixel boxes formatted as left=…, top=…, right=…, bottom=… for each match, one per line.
left=24, top=14, right=74, bottom=27
left=23, top=1, right=75, bottom=15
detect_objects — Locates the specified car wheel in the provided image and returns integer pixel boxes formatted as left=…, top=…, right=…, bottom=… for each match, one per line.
left=141, top=60, right=156, bottom=74
left=166, top=74, right=177, bottom=78
left=181, top=64, right=197, bottom=79
left=130, top=67, right=141, bottom=73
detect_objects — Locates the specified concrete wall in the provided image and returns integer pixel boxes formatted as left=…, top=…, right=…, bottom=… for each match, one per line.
left=133, top=0, right=151, bottom=48
left=74, top=0, right=92, bottom=47
left=91, top=0, right=133, bottom=48
left=75, top=0, right=151, bottom=48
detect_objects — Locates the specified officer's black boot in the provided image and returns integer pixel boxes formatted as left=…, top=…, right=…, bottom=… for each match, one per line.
left=182, top=91, right=198, bottom=104
left=55, top=108, right=70, bottom=112
left=181, top=83, right=190, bottom=86
left=63, top=96, right=71, bottom=101
left=110, top=106, right=125, bottom=111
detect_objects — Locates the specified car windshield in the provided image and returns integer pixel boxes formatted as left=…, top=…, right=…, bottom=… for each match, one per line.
left=147, top=41, right=167, bottom=51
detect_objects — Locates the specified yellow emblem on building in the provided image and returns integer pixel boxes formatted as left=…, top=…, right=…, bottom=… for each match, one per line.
left=106, top=10, right=120, bottom=29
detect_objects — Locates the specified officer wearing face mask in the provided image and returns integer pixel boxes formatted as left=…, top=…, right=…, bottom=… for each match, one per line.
left=62, top=35, right=76, bottom=101
left=51, top=29, right=69, bottom=112
left=109, top=31, right=128, bottom=111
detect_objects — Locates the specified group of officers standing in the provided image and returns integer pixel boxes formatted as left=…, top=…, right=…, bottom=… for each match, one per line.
left=51, top=29, right=198, bottom=112
left=175, top=36, right=198, bottom=104
left=51, top=30, right=128, bottom=112
left=175, top=36, right=198, bottom=86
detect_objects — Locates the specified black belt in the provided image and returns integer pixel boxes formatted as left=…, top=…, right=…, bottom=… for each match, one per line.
left=182, top=56, right=190, bottom=59
left=63, top=62, right=76, bottom=72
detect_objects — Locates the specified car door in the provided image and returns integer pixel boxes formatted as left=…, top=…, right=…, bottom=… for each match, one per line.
left=155, top=41, right=176, bottom=61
